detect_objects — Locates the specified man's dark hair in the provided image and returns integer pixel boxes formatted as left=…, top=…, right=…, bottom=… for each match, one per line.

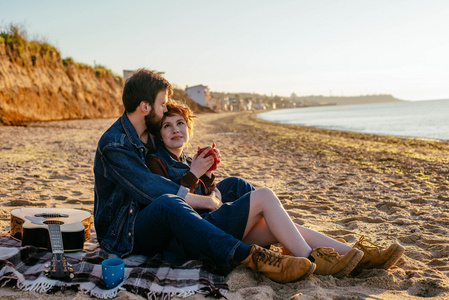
left=122, top=69, right=173, bottom=113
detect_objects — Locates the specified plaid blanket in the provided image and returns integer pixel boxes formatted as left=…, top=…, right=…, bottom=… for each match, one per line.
left=0, top=234, right=228, bottom=299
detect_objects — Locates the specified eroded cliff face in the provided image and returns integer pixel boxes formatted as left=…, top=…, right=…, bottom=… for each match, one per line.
left=0, top=41, right=124, bottom=125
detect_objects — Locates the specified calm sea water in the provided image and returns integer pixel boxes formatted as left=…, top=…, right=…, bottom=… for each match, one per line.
left=258, top=99, right=449, bottom=141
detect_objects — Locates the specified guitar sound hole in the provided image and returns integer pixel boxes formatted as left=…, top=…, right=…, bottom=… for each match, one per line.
left=43, top=220, right=64, bottom=225
left=35, top=213, right=69, bottom=218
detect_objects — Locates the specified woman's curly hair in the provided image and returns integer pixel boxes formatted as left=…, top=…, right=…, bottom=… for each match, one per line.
left=161, top=101, right=197, bottom=140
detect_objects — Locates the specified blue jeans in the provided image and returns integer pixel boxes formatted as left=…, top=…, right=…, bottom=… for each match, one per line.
left=134, top=177, right=255, bottom=265
left=217, top=176, right=256, bottom=203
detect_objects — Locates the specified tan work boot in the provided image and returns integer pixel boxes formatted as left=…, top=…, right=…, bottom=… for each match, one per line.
left=241, top=244, right=316, bottom=283
left=310, top=247, right=363, bottom=278
left=353, top=235, right=405, bottom=271
left=335, top=238, right=346, bottom=243
left=281, top=246, right=293, bottom=256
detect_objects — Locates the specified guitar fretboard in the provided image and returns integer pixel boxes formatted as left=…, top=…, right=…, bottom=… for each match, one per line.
left=47, top=223, right=64, bottom=253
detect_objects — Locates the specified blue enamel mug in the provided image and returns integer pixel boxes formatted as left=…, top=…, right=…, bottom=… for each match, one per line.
left=102, top=258, right=125, bottom=289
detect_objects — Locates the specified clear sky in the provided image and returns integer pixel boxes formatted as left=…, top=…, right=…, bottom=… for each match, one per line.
left=2, top=0, right=449, bottom=101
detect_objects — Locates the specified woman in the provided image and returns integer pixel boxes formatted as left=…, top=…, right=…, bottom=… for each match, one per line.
left=146, top=101, right=405, bottom=280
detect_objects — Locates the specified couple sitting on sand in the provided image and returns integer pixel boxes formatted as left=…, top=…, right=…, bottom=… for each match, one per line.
left=93, top=69, right=405, bottom=283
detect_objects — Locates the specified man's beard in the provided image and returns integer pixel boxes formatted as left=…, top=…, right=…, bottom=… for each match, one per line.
left=145, top=108, right=163, bottom=136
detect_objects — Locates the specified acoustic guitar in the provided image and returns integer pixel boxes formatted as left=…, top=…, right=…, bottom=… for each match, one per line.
left=10, top=207, right=92, bottom=252
left=10, top=208, right=92, bottom=278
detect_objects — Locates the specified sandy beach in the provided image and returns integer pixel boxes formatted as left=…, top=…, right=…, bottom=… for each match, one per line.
left=1, top=111, right=449, bottom=299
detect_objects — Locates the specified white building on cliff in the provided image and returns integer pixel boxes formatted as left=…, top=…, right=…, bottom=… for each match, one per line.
left=185, top=85, right=211, bottom=107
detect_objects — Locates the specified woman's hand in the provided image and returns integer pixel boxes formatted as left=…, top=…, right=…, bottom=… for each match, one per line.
left=207, top=190, right=222, bottom=211
left=205, top=146, right=220, bottom=177
left=196, top=144, right=220, bottom=172
left=184, top=192, right=222, bottom=212
left=190, top=146, right=214, bottom=178
left=213, top=188, right=222, bottom=202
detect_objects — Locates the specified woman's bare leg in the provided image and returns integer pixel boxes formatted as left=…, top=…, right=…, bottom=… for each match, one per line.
left=242, top=188, right=352, bottom=257
left=241, top=217, right=277, bottom=246
left=242, top=188, right=312, bottom=257
left=295, top=225, right=351, bottom=254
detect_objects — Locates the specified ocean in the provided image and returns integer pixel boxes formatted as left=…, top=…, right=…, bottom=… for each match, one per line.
left=257, top=99, right=449, bottom=141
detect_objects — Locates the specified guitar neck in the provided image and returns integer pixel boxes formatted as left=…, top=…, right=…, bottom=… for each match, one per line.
left=45, top=223, right=73, bottom=278
left=47, top=223, right=64, bottom=253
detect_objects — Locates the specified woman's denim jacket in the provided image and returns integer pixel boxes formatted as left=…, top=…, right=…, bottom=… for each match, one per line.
left=151, top=144, right=203, bottom=195
left=93, top=112, right=189, bottom=257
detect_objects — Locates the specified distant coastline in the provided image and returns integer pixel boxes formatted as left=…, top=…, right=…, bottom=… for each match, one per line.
left=290, top=94, right=403, bottom=106
left=258, top=99, right=449, bottom=141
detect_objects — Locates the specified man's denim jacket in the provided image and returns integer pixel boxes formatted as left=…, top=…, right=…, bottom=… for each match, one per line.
left=93, top=112, right=189, bottom=257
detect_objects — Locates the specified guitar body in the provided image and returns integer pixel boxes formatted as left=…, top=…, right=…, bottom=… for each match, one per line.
left=10, top=207, right=92, bottom=252
left=21, top=226, right=86, bottom=252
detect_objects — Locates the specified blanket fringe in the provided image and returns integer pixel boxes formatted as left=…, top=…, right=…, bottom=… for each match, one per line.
left=176, top=290, right=196, bottom=298
left=19, top=277, right=55, bottom=293
left=147, top=291, right=172, bottom=300
left=89, top=287, right=119, bottom=299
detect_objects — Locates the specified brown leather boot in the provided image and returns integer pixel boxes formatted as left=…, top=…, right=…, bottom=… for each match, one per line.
left=353, top=235, right=405, bottom=271
left=310, top=247, right=363, bottom=278
left=241, top=245, right=316, bottom=283
left=335, top=238, right=346, bottom=243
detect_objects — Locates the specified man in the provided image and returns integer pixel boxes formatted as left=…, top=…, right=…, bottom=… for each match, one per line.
left=93, top=69, right=315, bottom=283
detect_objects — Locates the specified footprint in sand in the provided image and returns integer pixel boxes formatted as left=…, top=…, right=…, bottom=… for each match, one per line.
left=49, top=175, right=75, bottom=180
left=3, top=200, right=36, bottom=206
left=65, top=199, right=82, bottom=204
left=3, top=200, right=47, bottom=207
left=80, top=200, right=94, bottom=205
left=321, top=229, right=355, bottom=236
left=277, top=194, right=292, bottom=201
left=340, top=216, right=385, bottom=224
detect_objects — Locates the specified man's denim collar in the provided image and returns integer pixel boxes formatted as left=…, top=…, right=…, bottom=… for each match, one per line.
left=120, top=112, right=146, bottom=151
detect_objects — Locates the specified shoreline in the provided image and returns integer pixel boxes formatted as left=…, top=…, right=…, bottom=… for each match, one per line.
left=256, top=99, right=449, bottom=142
left=1, top=112, right=448, bottom=299
left=258, top=118, right=449, bottom=144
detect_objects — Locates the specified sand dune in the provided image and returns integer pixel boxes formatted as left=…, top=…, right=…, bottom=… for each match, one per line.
left=1, top=112, right=448, bottom=299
